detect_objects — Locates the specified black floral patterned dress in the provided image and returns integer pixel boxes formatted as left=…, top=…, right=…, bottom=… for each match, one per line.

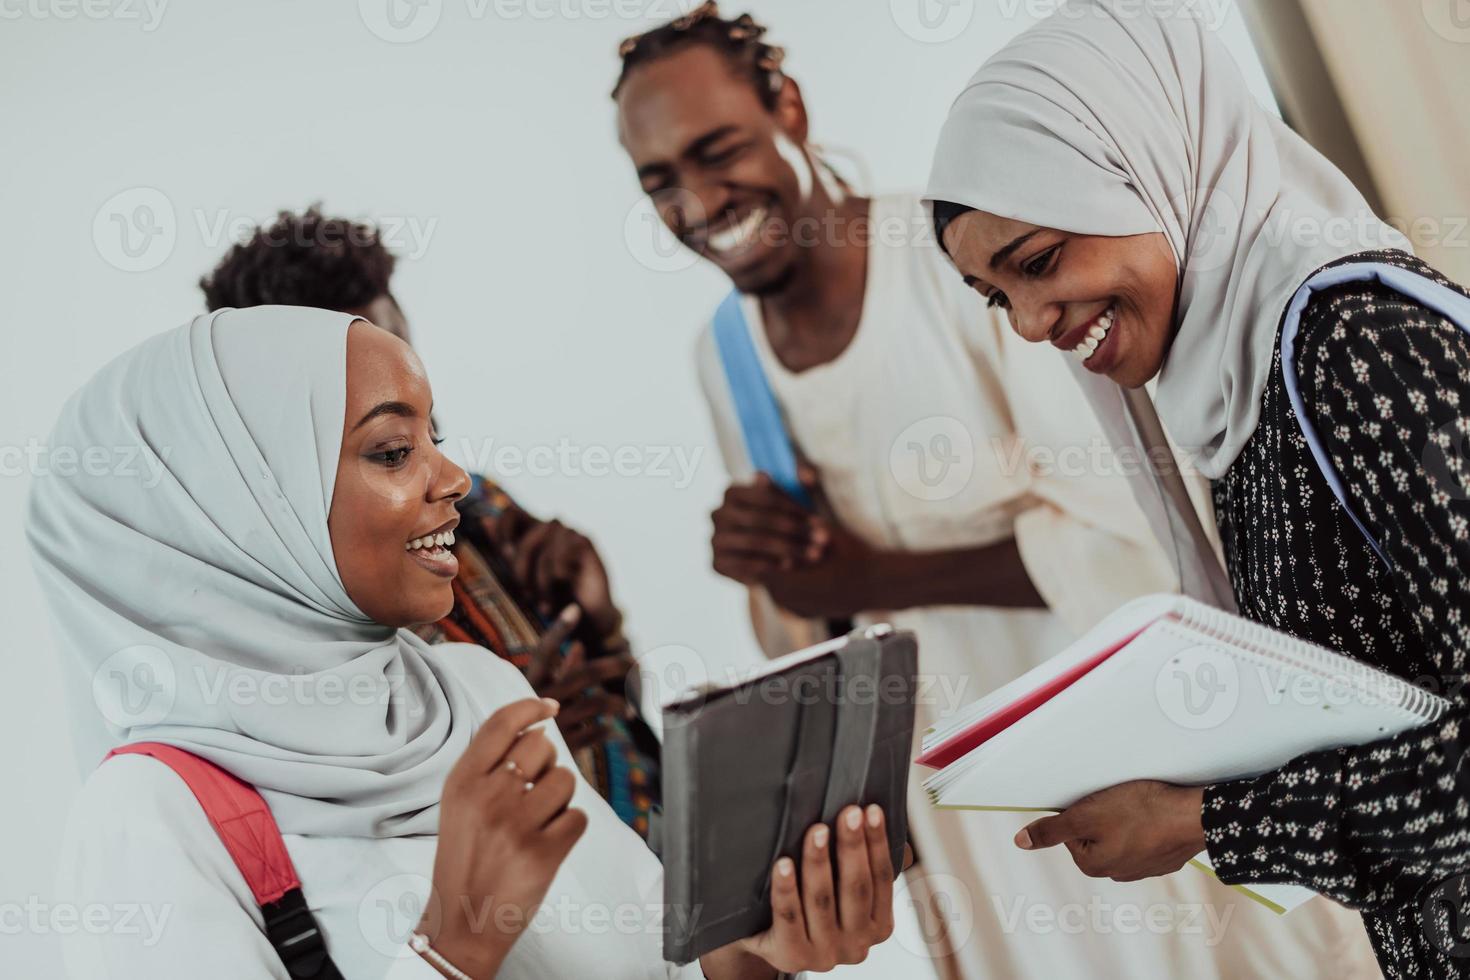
left=1204, top=249, right=1470, bottom=977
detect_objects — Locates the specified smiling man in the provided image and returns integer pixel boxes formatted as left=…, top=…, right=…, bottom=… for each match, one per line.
left=610, top=4, right=1377, bottom=978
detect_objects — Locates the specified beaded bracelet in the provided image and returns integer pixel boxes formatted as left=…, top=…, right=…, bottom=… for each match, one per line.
left=408, top=932, right=475, bottom=980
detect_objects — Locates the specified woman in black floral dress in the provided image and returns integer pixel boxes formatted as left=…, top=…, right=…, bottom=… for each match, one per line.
left=924, top=1, right=1470, bottom=976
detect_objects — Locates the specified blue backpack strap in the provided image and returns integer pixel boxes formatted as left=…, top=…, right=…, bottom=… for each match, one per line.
left=711, top=290, right=813, bottom=509
left=1279, top=261, right=1470, bottom=573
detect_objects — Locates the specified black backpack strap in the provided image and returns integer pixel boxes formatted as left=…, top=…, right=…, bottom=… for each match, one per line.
left=262, top=888, right=343, bottom=979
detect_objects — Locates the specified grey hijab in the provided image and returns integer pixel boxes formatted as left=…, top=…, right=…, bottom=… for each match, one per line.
left=28, top=307, right=487, bottom=837
left=924, top=0, right=1408, bottom=479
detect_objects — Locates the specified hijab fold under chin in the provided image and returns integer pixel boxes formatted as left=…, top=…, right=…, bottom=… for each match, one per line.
left=28, top=306, right=481, bottom=838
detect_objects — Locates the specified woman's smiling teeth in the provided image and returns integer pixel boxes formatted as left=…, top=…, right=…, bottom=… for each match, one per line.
left=405, top=529, right=459, bottom=578
left=405, top=531, right=455, bottom=552
left=707, top=205, right=768, bottom=256
left=1073, top=304, right=1117, bottom=363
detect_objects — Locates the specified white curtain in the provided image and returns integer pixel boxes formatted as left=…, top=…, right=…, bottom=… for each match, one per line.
left=1243, top=0, right=1470, bottom=285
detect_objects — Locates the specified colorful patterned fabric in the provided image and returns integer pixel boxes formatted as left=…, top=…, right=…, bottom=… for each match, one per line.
left=412, top=474, right=660, bottom=841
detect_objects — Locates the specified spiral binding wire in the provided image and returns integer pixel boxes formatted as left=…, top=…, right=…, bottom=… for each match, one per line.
left=923, top=596, right=1450, bottom=808
left=1167, top=598, right=1448, bottom=724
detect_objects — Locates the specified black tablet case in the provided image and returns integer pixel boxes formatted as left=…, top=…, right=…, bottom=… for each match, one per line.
left=659, top=626, right=918, bottom=964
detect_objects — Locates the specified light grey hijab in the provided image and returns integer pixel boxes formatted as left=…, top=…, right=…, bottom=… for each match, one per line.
left=27, top=307, right=487, bottom=837
left=924, top=0, right=1408, bottom=479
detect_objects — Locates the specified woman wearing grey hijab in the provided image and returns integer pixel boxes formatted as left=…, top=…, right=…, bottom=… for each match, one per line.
left=925, top=1, right=1470, bottom=976
left=29, top=306, right=895, bottom=979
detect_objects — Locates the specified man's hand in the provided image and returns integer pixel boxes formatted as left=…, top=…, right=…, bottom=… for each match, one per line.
left=497, top=506, right=623, bottom=647
left=712, top=468, right=888, bottom=619
left=759, top=515, right=880, bottom=619
left=1015, top=780, right=1207, bottom=882
left=711, top=474, right=827, bottom=585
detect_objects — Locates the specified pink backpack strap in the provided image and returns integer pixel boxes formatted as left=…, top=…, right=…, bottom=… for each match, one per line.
left=104, top=742, right=341, bottom=979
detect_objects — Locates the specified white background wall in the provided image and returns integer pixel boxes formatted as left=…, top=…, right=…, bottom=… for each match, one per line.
left=0, top=1, right=1274, bottom=975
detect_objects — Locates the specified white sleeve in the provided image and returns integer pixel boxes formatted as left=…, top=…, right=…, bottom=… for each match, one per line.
left=56, top=755, right=288, bottom=980
left=58, top=756, right=445, bottom=980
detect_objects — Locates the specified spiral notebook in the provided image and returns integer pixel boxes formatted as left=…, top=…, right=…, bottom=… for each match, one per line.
left=919, top=594, right=1449, bottom=914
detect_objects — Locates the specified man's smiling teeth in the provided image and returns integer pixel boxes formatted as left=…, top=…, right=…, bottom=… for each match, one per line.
left=707, top=206, right=767, bottom=255
left=405, top=531, right=455, bottom=552
left=1073, top=305, right=1117, bottom=362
